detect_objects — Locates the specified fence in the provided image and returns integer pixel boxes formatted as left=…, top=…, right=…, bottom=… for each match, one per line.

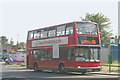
left=100, top=47, right=109, bottom=62
left=100, top=45, right=119, bottom=62
left=118, top=44, right=120, bottom=62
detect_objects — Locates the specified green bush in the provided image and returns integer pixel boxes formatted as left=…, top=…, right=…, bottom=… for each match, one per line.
left=20, top=63, right=26, bottom=66
left=101, top=61, right=119, bottom=65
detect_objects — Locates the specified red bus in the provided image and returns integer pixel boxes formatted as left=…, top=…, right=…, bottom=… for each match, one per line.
left=27, top=21, right=101, bottom=74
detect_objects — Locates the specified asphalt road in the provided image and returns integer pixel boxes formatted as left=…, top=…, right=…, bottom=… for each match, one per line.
left=1, top=62, right=119, bottom=80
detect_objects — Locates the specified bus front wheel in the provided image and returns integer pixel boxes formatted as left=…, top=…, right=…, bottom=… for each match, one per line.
left=81, top=72, right=86, bottom=75
left=58, top=64, right=65, bottom=73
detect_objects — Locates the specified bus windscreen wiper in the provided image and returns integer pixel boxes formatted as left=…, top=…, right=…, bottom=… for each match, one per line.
left=91, top=52, right=96, bottom=62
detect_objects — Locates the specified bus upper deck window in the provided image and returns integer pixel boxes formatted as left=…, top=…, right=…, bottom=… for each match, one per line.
left=34, top=30, right=41, bottom=39
left=28, top=31, right=33, bottom=40
left=57, top=25, right=65, bottom=36
left=41, top=29, right=47, bottom=38
left=48, top=28, right=56, bottom=37
left=66, top=24, right=73, bottom=35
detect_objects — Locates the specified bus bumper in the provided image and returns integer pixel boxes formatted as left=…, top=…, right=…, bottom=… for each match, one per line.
left=65, top=67, right=101, bottom=72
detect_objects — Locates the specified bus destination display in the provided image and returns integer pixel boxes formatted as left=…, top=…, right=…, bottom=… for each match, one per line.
left=78, top=36, right=99, bottom=45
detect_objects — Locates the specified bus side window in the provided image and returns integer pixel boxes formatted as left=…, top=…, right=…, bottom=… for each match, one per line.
left=28, top=31, right=33, bottom=40
left=57, top=25, right=65, bottom=36
left=59, top=49, right=68, bottom=60
left=48, top=27, right=56, bottom=37
left=67, top=48, right=74, bottom=60
left=34, top=30, right=41, bottom=39
left=39, top=50, right=48, bottom=60
left=47, top=49, right=52, bottom=60
left=66, top=24, right=73, bottom=35
left=41, top=29, right=47, bottom=38
left=32, top=50, right=39, bottom=60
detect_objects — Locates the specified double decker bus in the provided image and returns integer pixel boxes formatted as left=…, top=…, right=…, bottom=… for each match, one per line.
left=27, top=21, right=101, bottom=74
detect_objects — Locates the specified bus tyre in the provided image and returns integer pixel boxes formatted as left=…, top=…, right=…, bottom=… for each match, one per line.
left=34, top=63, right=39, bottom=72
left=59, top=64, right=65, bottom=73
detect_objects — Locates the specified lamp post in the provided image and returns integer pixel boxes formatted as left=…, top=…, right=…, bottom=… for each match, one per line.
left=108, top=45, right=112, bottom=73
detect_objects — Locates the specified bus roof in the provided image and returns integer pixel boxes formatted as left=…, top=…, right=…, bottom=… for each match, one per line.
left=28, top=21, right=97, bottom=32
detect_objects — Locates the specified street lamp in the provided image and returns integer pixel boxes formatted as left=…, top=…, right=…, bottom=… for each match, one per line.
left=17, top=34, right=19, bottom=45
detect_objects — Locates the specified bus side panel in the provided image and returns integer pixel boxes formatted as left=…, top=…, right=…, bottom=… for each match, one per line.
left=27, top=51, right=34, bottom=68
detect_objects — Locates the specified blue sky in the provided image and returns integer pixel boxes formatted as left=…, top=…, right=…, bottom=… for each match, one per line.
left=0, top=0, right=118, bottom=44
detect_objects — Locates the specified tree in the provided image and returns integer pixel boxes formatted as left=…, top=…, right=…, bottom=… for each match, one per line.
left=81, top=13, right=113, bottom=45
left=19, top=42, right=25, bottom=46
left=18, top=46, right=23, bottom=49
left=18, top=42, right=25, bottom=49
left=0, top=36, right=8, bottom=45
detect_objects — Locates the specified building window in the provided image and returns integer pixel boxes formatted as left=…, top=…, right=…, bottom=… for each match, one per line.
left=41, top=29, right=47, bottom=38
left=57, top=25, right=65, bottom=36
left=28, top=31, right=33, bottom=40
left=48, top=28, right=56, bottom=37
left=66, top=24, right=73, bottom=35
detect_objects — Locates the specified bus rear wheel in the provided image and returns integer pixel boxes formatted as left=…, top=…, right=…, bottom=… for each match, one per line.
left=34, top=63, right=39, bottom=72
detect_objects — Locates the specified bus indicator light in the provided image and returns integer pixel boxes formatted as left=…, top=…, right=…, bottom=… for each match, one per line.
left=108, top=45, right=111, bottom=48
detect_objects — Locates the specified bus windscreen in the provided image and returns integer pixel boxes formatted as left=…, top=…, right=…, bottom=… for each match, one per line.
left=76, top=22, right=97, bottom=35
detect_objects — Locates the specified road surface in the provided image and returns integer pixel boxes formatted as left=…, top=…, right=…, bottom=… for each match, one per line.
left=1, top=62, right=119, bottom=79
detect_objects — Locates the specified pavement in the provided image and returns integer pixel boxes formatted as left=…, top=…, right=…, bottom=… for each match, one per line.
left=90, top=71, right=119, bottom=76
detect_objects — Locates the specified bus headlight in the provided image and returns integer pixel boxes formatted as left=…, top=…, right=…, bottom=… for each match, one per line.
left=78, top=66, right=81, bottom=68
